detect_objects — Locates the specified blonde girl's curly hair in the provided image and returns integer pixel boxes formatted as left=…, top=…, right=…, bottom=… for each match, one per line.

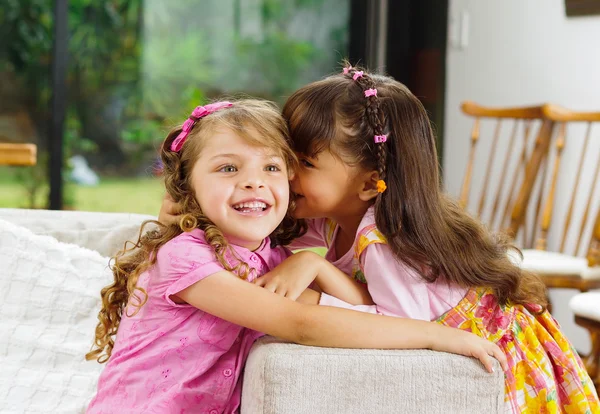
left=86, top=99, right=306, bottom=363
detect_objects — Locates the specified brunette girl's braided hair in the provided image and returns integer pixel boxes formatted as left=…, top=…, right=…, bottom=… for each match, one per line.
left=283, top=63, right=548, bottom=309
left=341, top=64, right=389, bottom=193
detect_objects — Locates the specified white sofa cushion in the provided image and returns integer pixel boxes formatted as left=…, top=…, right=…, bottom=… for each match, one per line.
left=518, top=249, right=600, bottom=280
left=242, top=337, right=504, bottom=414
left=0, top=208, right=155, bottom=257
left=0, top=209, right=506, bottom=413
left=569, top=292, right=600, bottom=321
left=0, top=218, right=111, bottom=413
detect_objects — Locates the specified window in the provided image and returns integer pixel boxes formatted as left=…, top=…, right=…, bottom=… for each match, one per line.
left=0, top=0, right=351, bottom=213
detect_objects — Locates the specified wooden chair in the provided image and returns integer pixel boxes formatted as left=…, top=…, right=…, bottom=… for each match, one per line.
left=508, top=104, right=600, bottom=294
left=570, top=291, right=600, bottom=390
left=505, top=105, right=600, bottom=387
left=459, top=101, right=554, bottom=235
left=0, top=143, right=37, bottom=166
left=461, top=102, right=600, bottom=383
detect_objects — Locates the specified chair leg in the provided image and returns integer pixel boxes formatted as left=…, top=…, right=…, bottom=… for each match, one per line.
left=575, top=316, right=600, bottom=387
left=583, top=330, right=599, bottom=385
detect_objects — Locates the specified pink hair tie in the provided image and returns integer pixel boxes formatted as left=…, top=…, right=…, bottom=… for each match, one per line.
left=170, top=101, right=233, bottom=152
left=343, top=65, right=353, bottom=74
left=374, top=134, right=387, bottom=143
left=364, top=88, right=378, bottom=97
left=352, top=71, right=364, bottom=81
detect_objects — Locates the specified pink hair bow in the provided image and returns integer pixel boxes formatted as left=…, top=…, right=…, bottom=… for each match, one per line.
left=342, top=65, right=353, bottom=74
left=364, top=88, right=378, bottom=97
left=170, top=101, right=233, bottom=152
left=374, top=134, right=388, bottom=143
left=352, top=71, right=364, bottom=81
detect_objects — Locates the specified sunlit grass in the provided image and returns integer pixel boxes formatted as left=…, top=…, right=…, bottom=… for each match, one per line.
left=0, top=176, right=164, bottom=215
left=72, top=178, right=164, bottom=214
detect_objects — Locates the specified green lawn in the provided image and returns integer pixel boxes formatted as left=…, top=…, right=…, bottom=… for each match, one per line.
left=0, top=177, right=164, bottom=215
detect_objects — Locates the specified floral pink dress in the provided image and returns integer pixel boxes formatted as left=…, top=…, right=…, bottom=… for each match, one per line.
left=293, top=207, right=600, bottom=413
left=87, top=229, right=290, bottom=414
left=436, top=289, right=599, bottom=413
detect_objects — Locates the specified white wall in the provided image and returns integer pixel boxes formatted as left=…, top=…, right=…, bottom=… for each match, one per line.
left=444, top=0, right=600, bottom=353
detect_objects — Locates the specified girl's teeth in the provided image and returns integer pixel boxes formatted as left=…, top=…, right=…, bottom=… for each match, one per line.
left=233, top=201, right=267, bottom=210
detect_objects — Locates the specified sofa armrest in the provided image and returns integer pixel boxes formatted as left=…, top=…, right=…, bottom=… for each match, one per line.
left=242, top=337, right=503, bottom=414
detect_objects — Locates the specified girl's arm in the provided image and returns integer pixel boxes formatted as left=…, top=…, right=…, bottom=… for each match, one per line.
left=315, top=242, right=466, bottom=320
left=176, top=271, right=507, bottom=373
left=254, top=251, right=372, bottom=305
left=314, top=255, right=373, bottom=304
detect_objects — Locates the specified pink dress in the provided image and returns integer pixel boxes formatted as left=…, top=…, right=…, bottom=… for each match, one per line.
left=87, top=229, right=290, bottom=414
left=292, top=207, right=599, bottom=412
left=291, top=206, right=467, bottom=320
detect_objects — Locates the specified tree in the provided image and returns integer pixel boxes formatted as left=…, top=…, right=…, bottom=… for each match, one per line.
left=1, top=0, right=144, bottom=167
left=1, top=0, right=349, bottom=174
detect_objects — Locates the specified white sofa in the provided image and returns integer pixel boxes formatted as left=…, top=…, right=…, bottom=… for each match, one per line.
left=0, top=208, right=504, bottom=413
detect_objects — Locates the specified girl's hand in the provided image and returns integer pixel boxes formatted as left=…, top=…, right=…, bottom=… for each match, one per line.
left=158, top=193, right=183, bottom=225
left=254, top=251, right=322, bottom=301
left=432, top=326, right=508, bottom=373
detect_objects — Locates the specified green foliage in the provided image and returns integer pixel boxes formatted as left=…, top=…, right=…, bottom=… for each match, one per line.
left=221, top=0, right=349, bottom=101
left=3, top=0, right=347, bottom=146
left=11, top=151, right=78, bottom=209
left=13, top=155, right=49, bottom=209
left=261, top=0, right=325, bottom=27
left=64, top=110, right=98, bottom=153
left=230, top=32, right=316, bottom=98
left=121, top=119, right=162, bottom=145
left=2, top=0, right=349, bottom=211
left=0, top=0, right=53, bottom=73
left=0, top=0, right=146, bottom=159
left=68, top=0, right=143, bottom=87
left=140, top=34, right=213, bottom=120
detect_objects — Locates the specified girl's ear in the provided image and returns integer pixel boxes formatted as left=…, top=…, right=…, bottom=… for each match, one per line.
left=358, top=170, right=380, bottom=202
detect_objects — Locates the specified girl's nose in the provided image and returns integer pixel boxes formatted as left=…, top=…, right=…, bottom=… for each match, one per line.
left=240, top=172, right=266, bottom=189
left=244, top=180, right=265, bottom=189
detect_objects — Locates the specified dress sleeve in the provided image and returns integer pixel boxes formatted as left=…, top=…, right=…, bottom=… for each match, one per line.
left=359, top=243, right=434, bottom=320
left=155, top=234, right=225, bottom=306
left=319, top=243, right=434, bottom=320
left=287, top=218, right=328, bottom=250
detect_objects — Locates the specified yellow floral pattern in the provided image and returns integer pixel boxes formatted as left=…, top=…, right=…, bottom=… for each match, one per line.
left=437, top=288, right=600, bottom=413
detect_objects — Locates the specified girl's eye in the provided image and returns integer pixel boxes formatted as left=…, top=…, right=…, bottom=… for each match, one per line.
left=219, top=165, right=237, bottom=173
left=265, top=164, right=281, bottom=172
left=300, top=159, right=314, bottom=168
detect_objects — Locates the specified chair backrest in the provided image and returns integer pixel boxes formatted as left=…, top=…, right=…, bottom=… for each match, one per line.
left=459, top=101, right=554, bottom=234
left=509, top=105, right=600, bottom=266
left=589, top=209, right=600, bottom=266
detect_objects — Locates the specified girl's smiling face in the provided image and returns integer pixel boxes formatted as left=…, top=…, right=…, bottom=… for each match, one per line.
left=190, top=127, right=290, bottom=250
left=290, top=149, right=368, bottom=221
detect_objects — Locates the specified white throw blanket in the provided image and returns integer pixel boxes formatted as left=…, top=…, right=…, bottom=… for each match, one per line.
left=0, top=219, right=112, bottom=413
